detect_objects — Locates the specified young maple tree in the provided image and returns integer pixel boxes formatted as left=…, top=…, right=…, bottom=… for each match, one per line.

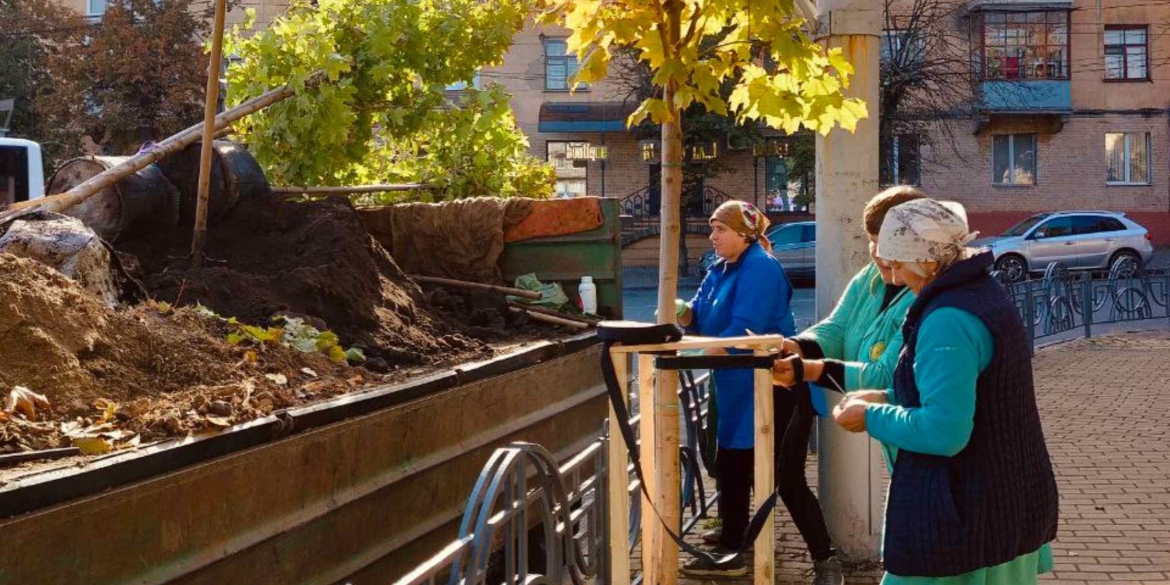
left=36, top=0, right=236, bottom=158
left=223, top=0, right=552, bottom=197
left=541, top=0, right=868, bottom=321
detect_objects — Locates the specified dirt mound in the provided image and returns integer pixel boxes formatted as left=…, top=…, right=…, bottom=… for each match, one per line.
left=0, top=253, right=371, bottom=453
left=115, top=196, right=489, bottom=368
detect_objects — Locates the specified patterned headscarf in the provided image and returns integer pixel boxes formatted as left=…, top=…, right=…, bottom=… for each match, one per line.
left=710, top=201, right=773, bottom=253
left=877, top=199, right=979, bottom=266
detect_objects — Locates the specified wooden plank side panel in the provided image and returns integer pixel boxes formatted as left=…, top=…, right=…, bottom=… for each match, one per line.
left=0, top=348, right=607, bottom=585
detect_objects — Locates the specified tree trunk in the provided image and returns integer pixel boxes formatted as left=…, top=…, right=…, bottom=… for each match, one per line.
left=650, top=5, right=683, bottom=585
left=657, top=106, right=682, bottom=321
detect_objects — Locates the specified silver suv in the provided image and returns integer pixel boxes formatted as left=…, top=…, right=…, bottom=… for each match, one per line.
left=972, top=211, right=1155, bottom=282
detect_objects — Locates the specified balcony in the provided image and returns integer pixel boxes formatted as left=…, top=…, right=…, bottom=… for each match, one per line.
left=979, top=79, right=1071, bottom=113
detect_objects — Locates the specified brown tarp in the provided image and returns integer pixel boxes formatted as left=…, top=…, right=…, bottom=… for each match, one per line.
left=503, top=197, right=603, bottom=243
left=361, top=198, right=533, bottom=284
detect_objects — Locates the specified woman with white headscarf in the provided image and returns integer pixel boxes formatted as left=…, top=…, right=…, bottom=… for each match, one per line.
left=832, top=198, right=1059, bottom=585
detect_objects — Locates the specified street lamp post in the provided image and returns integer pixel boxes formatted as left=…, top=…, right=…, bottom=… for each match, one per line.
left=753, top=156, right=759, bottom=208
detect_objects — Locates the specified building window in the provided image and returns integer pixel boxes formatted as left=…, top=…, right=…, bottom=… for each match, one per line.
left=982, top=11, right=1069, bottom=80
left=544, top=39, right=582, bottom=91
left=993, top=134, right=1037, bottom=185
left=546, top=141, right=588, bottom=198
left=764, top=157, right=789, bottom=213
left=87, top=0, right=107, bottom=17
left=881, top=134, right=921, bottom=186
left=1105, top=27, right=1148, bottom=81
left=1106, top=132, right=1150, bottom=185
left=445, top=72, right=482, bottom=92
left=881, top=30, right=926, bottom=67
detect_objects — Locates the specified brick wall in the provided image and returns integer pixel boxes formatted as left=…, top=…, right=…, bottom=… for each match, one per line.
left=623, top=234, right=712, bottom=267
left=922, top=115, right=1170, bottom=213
left=57, top=0, right=290, bottom=28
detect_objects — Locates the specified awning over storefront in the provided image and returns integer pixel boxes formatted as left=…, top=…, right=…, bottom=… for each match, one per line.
left=538, top=101, right=639, bottom=133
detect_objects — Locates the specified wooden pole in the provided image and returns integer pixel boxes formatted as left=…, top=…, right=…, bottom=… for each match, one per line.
left=506, top=302, right=598, bottom=324
left=607, top=350, right=632, bottom=585
left=507, top=307, right=589, bottom=330
left=408, top=275, right=542, bottom=300
left=637, top=354, right=658, bottom=585
left=271, top=184, right=429, bottom=195
left=190, top=0, right=228, bottom=269
left=655, top=356, right=680, bottom=585
left=753, top=350, right=776, bottom=585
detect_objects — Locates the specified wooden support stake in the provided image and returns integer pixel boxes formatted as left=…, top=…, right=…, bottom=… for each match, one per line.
left=508, top=307, right=589, bottom=330
left=607, top=350, right=632, bottom=585
left=655, top=366, right=680, bottom=585
left=506, top=302, right=597, bottom=324
left=271, top=184, right=429, bottom=195
left=408, top=275, right=542, bottom=300
left=753, top=349, right=775, bottom=585
left=637, top=354, right=658, bottom=585
left=190, top=0, right=228, bottom=269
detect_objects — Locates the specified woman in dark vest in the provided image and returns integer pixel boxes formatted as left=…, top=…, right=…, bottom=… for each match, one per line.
left=832, top=198, right=1059, bottom=584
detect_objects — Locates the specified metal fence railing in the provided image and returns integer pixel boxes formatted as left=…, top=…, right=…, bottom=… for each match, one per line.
left=394, top=372, right=717, bottom=585
left=994, top=261, right=1170, bottom=350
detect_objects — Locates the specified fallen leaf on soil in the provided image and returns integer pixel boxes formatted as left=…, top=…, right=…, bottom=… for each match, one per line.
left=265, top=373, right=288, bottom=386
left=73, top=436, right=112, bottom=455
left=205, top=415, right=232, bottom=428
left=300, top=367, right=318, bottom=378
left=96, top=399, right=117, bottom=423
left=5, top=387, right=50, bottom=421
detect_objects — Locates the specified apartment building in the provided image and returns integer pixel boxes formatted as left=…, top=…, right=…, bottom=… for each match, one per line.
left=483, top=2, right=1170, bottom=248
left=475, top=24, right=802, bottom=218
left=914, top=0, right=1170, bottom=245
left=65, top=0, right=289, bottom=29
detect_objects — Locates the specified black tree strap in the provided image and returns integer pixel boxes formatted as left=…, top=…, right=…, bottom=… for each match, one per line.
left=596, top=321, right=781, bottom=565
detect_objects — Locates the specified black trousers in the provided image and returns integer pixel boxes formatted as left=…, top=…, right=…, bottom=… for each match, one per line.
left=715, top=384, right=834, bottom=561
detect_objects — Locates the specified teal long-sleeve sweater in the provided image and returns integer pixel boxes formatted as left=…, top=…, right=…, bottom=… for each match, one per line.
left=795, top=263, right=915, bottom=392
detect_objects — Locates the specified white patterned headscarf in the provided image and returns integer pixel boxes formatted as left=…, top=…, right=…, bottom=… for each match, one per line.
left=877, top=199, right=979, bottom=267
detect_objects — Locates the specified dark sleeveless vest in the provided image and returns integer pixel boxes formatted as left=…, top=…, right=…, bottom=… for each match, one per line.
left=882, top=252, right=1059, bottom=577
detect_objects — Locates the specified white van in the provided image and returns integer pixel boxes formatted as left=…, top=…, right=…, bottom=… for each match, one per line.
left=0, top=137, right=45, bottom=206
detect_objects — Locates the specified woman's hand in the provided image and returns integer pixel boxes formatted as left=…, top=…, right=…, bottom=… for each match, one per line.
left=772, top=356, right=823, bottom=388
left=832, top=396, right=870, bottom=432
left=676, top=300, right=693, bottom=327
left=846, top=390, right=888, bottom=405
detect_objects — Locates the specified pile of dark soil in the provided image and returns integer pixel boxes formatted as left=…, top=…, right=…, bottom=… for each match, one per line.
left=0, top=253, right=367, bottom=453
left=115, top=196, right=490, bottom=369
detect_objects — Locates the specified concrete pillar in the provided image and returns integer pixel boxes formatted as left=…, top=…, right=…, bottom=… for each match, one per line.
left=813, top=0, right=884, bottom=561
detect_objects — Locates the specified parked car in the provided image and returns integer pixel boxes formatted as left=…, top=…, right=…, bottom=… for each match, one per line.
left=971, top=211, right=1155, bottom=282
left=699, top=221, right=816, bottom=280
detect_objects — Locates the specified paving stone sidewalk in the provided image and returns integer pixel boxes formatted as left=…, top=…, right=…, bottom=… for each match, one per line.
left=662, top=330, right=1170, bottom=585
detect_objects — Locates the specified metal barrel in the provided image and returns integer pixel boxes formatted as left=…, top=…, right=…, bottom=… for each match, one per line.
left=157, top=140, right=269, bottom=226
left=45, top=156, right=181, bottom=242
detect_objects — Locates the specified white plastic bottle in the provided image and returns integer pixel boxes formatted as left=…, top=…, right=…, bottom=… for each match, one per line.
left=578, top=276, right=598, bottom=315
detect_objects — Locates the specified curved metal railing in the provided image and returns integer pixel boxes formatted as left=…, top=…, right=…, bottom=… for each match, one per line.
left=396, top=371, right=718, bottom=585
left=616, top=185, right=734, bottom=224
left=993, top=261, right=1170, bottom=345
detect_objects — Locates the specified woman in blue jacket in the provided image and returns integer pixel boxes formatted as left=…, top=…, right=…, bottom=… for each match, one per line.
left=677, top=201, right=795, bottom=577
